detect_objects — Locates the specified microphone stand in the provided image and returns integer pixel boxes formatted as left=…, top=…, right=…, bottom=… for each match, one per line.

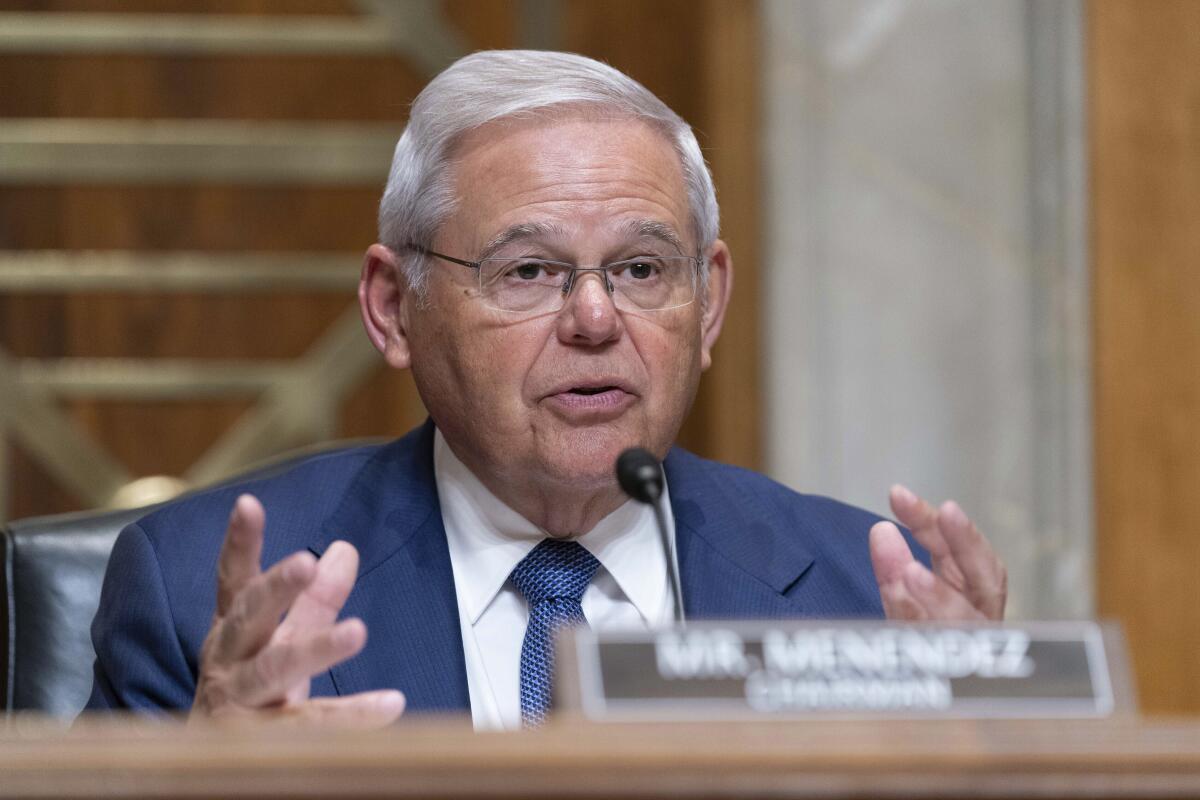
left=616, top=448, right=686, bottom=626
left=652, top=494, right=686, bottom=626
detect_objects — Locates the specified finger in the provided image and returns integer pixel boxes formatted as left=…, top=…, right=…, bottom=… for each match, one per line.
left=879, top=574, right=929, bottom=621
left=198, top=690, right=406, bottom=730
left=888, top=484, right=950, bottom=560
left=937, top=501, right=1007, bottom=620
left=870, top=522, right=928, bottom=620
left=901, top=560, right=985, bottom=621
left=194, top=690, right=405, bottom=730
left=232, top=618, right=367, bottom=707
left=212, top=550, right=318, bottom=664
left=216, top=495, right=266, bottom=616
left=889, top=485, right=970, bottom=591
left=869, top=521, right=914, bottom=585
left=287, top=691, right=406, bottom=729
left=281, top=540, right=360, bottom=632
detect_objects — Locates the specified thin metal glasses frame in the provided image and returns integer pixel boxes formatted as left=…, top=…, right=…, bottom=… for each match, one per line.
left=406, top=243, right=699, bottom=313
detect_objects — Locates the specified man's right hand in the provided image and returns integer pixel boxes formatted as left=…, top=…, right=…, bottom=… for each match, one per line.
left=190, top=494, right=406, bottom=726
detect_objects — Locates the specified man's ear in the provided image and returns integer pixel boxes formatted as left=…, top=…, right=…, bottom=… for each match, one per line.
left=698, top=239, right=734, bottom=372
left=359, top=243, right=413, bottom=370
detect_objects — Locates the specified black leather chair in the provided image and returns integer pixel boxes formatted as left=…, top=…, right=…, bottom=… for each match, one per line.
left=2, top=506, right=151, bottom=716
left=0, top=439, right=380, bottom=719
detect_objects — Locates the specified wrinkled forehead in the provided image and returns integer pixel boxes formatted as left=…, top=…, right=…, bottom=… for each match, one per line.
left=475, top=219, right=690, bottom=263
left=440, top=113, right=693, bottom=255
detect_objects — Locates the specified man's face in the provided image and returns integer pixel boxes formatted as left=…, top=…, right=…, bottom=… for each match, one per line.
left=370, top=115, right=730, bottom=496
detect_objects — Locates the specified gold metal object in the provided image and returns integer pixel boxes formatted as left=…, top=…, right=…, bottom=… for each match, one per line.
left=107, top=476, right=190, bottom=510
left=0, top=2, right=473, bottom=521
left=0, top=252, right=359, bottom=293
left=0, top=120, right=401, bottom=185
left=0, top=5, right=468, bottom=72
left=0, top=350, right=133, bottom=512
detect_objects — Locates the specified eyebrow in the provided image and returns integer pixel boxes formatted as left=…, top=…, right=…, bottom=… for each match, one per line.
left=478, top=222, right=566, bottom=261
left=476, top=218, right=686, bottom=261
left=620, top=219, right=686, bottom=254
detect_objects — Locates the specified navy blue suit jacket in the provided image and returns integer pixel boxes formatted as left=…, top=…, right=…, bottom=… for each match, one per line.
left=86, top=422, right=924, bottom=713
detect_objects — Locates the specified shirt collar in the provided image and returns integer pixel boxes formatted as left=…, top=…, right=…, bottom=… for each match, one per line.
left=434, top=429, right=673, bottom=626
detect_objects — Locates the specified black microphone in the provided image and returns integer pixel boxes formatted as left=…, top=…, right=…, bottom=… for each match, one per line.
left=616, top=448, right=663, bottom=502
left=616, top=448, right=685, bottom=625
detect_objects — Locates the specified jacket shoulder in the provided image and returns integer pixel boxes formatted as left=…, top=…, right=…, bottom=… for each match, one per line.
left=665, top=447, right=928, bottom=619
left=134, top=441, right=387, bottom=555
left=666, top=447, right=890, bottom=534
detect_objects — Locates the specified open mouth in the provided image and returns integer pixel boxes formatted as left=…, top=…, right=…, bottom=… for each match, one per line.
left=546, top=384, right=633, bottom=416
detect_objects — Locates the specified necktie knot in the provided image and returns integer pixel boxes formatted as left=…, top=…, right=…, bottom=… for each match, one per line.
left=510, top=538, right=600, bottom=606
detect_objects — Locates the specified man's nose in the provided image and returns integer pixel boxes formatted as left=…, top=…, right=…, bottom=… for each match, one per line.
left=556, top=270, right=623, bottom=346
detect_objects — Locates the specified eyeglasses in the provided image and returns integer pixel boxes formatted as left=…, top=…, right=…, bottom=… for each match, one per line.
left=408, top=244, right=699, bottom=315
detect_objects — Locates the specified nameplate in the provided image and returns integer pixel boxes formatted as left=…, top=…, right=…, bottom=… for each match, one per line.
left=557, top=621, right=1131, bottom=721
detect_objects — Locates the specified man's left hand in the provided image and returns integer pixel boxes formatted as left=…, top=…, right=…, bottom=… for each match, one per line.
left=869, top=485, right=1006, bottom=621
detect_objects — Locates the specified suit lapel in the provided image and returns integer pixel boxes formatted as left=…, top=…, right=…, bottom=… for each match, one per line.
left=308, top=422, right=470, bottom=713
left=304, top=433, right=831, bottom=711
left=666, top=448, right=816, bottom=619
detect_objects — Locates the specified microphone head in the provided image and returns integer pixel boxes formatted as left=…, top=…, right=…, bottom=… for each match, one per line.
left=616, top=447, right=664, bottom=504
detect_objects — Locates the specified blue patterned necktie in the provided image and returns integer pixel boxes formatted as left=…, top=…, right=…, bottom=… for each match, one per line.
left=509, top=538, right=601, bottom=727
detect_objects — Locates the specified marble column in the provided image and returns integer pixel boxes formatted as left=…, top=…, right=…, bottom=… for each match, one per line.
left=762, top=0, right=1090, bottom=619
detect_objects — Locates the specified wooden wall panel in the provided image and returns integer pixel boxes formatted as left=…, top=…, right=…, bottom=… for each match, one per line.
left=0, top=186, right=381, bottom=250
left=1, top=0, right=761, bottom=519
left=1091, top=0, right=1200, bottom=715
left=0, top=5, right=437, bottom=518
left=0, top=1, right=358, bottom=13
left=563, top=0, right=763, bottom=471
left=564, top=0, right=706, bottom=125
left=8, top=442, right=84, bottom=516
left=0, top=55, right=426, bottom=120
left=444, top=0, right=517, bottom=51
left=693, top=0, right=761, bottom=471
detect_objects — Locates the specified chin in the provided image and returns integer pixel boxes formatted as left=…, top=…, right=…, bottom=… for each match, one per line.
left=536, top=424, right=649, bottom=488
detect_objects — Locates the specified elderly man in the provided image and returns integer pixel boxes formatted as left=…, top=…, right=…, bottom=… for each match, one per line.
left=86, top=51, right=1005, bottom=730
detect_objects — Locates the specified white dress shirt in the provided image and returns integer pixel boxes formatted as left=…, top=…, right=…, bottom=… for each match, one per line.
left=433, top=430, right=675, bottom=730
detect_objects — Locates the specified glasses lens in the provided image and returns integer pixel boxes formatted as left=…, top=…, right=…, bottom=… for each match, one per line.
left=609, top=256, right=696, bottom=311
left=478, top=259, right=570, bottom=313
left=476, top=255, right=696, bottom=314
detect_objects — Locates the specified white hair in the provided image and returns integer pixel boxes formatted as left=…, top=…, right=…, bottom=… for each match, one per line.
left=378, top=50, right=720, bottom=295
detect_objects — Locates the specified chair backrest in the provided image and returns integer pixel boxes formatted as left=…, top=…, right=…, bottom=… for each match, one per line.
left=0, top=439, right=381, bottom=718
left=2, top=506, right=152, bottom=716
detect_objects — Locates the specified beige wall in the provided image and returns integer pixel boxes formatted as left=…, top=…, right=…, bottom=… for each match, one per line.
left=761, top=0, right=1092, bottom=622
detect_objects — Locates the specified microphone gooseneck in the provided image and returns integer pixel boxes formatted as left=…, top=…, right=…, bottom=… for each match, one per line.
left=615, top=447, right=685, bottom=625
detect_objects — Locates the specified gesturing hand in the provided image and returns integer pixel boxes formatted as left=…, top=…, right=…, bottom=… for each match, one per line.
left=190, top=494, right=406, bottom=726
left=869, top=485, right=1007, bottom=621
